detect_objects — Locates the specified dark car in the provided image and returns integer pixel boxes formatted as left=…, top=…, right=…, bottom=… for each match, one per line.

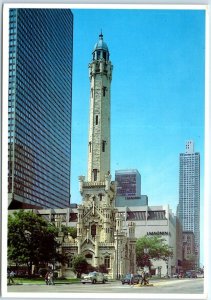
left=184, top=271, right=197, bottom=278
left=121, top=274, right=142, bottom=285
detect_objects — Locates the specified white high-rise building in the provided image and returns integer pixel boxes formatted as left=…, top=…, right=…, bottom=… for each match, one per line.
left=178, top=140, right=200, bottom=267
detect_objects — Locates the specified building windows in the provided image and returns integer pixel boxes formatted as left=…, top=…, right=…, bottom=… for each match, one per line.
left=95, top=115, right=98, bottom=125
left=89, top=142, right=92, bottom=153
left=103, top=51, right=107, bottom=60
left=102, top=140, right=106, bottom=152
left=91, top=224, right=96, bottom=237
left=8, top=8, right=73, bottom=209
left=103, top=87, right=106, bottom=97
left=104, top=256, right=110, bottom=269
left=93, top=169, right=98, bottom=181
left=67, top=254, right=74, bottom=268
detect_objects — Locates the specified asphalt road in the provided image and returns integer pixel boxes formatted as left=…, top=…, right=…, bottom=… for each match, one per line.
left=7, top=278, right=204, bottom=295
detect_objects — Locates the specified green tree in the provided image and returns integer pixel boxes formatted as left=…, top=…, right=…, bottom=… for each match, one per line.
left=136, top=235, right=173, bottom=269
left=8, top=210, right=61, bottom=276
left=61, top=225, right=77, bottom=239
left=71, top=255, right=89, bottom=278
left=98, top=264, right=108, bottom=274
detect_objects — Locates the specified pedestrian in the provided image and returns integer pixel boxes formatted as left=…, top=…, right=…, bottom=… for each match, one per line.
left=45, top=272, right=49, bottom=285
left=130, top=272, right=134, bottom=286
left=141, top=271, right=149, bottom=285
left=48, top=271, right=54, bottom=285
left=8, top=270, right=15, bottom=285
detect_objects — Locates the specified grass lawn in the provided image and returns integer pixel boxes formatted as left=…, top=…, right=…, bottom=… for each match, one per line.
left=11, top=277, right=80, bottom=285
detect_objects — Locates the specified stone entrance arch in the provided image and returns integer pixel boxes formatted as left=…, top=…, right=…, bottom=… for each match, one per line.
left=83, top=250, right=94, bottom=266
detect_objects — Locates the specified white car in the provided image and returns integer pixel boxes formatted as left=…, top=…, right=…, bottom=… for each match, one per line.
left=81, top=272, right=106, bottom=284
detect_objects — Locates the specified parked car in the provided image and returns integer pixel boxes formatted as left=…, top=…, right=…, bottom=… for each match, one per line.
left=196, top=272, right=204, bottom=278
left=121, top=274, right=142, bottom=285
left=81, top=272, right=106, bottom=284
left=184, top=271, right=197, bottom=278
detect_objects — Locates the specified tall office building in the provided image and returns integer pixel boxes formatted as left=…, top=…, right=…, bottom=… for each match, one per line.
left=178, top=141, right=200, bottom=267
left=115, top=169, right=141, bottom=197
left=8, top=9, right=73, bottom=209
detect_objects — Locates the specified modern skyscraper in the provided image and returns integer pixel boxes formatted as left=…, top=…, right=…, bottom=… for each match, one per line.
left=178, top=141, right=200, bottom=267
left=115, top=169, right=141, bottom=197
left=8, top=9, right=73, bottom=209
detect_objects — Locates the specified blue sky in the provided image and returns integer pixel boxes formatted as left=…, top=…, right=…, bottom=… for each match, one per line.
left=70, top=8, right=205, bottom=266
left=71, top=9, right=205, bottom=264
left=71, top=8, right=205, bottom=212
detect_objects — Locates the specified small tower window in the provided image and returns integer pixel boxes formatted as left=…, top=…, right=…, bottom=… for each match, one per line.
left=103, top=51, right=107, bottom=60
left=97, top=51, right=100, bottom=60
left=103, top=87, right=106, bottom=97
left=102, top=140, right=106, bottom=152
left=91, top=224, right=96, bottom=237
left=96, top=115, right=98, bottom=125
left=93, top=169, right=98, bottom=181
left=89, top=142, right=92, bottom=153
left=91, top=88, right=94, bottom=98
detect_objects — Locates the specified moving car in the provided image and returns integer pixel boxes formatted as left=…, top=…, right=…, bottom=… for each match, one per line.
left=121, top=274, right=142, bottom=285
left=81, top=272, right=106, bottom=284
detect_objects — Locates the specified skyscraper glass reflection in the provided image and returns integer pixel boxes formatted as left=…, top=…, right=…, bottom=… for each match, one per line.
left=8, top=8, right=73, bottom=209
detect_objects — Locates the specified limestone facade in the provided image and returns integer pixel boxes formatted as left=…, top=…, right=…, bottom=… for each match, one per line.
left=59, top=34, right=137, bottom=279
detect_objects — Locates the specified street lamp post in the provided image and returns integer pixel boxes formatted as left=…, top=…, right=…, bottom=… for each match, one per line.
left=166, top=260, right=169, bottom=278
left=116, top=230, right=119, bottom=280
left=158, top=266, right=162, bottom=278
left=144, top=248, right=149, bottom=272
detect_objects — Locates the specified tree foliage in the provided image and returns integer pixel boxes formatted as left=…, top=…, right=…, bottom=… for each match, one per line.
left=61, top=225, right=77, bottom=239
left=98, top=264, right=108, bottom=274
left=136, top=235, right=173, bottom=269
left=71, top=255, right=89, bottom=278
left=8, top=210, right=61, bottom=276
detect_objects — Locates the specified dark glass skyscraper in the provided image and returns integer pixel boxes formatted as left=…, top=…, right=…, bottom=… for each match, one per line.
left=115, top=169, right=141, bottom=197
left=8, top=9, right=73, bottom=209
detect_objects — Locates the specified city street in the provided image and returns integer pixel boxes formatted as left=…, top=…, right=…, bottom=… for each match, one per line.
left=7, top=278, right=204, bottom=294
